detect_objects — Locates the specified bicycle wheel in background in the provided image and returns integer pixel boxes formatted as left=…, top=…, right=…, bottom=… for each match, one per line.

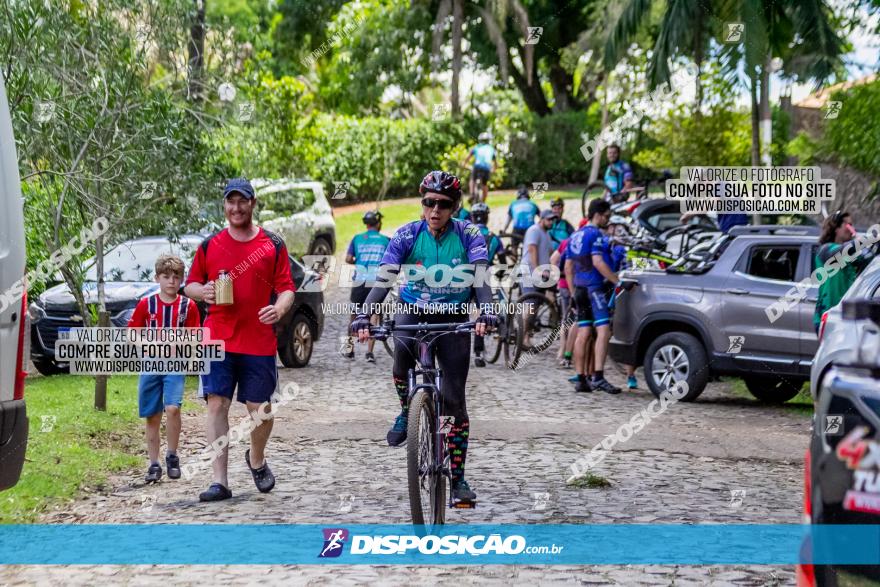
left=517, top=292, right=561, bottom=360
left=407, top=389, right=446, bottom=526
left=581, top=181, right=607, bottom=217
left=484, top=316, right=506, bottom=364
left=381, top=289, right=399, bottom=357
left=502, top=311, right=523, bottom=369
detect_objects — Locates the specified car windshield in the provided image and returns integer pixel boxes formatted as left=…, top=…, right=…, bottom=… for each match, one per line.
left=83, top=239, right=198, bottom=282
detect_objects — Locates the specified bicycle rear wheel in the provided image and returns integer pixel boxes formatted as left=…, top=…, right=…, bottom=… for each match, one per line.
left=502, top=312, right=523, bottom=369
left=581, top=181, right=607, bottom=217
left=517, top=292, right=561, bottom=359
left=484, top=318, right=505, bottom=364
left=407, top=389, right=446, bottom=526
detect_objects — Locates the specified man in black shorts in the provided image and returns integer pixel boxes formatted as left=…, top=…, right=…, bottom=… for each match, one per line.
left=344, top=211, right=390, bottom=362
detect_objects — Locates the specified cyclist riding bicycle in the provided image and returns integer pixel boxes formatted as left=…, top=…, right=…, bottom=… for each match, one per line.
left=351, top=170, right=497, bottom=504
left=465, top=132, right=496, bottom=203
left=504, top=186, right=540, bottom=239
left=603, top=144, right=634, bottom=203
left=547, top=198, right=575, bottom=248
left=344, top=210, right=390, bottom=362
left=470, top=202, right=504, bottom=368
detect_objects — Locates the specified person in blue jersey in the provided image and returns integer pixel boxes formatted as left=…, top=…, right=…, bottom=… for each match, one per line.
left=603, top=144, right=634, bottom=203
left=453, top=202, right=472, bottom=222
left=343, top=210, right=391, bottom=363
left=504, top=185, right=540, bottom=240
left=565, top=198, right=622, bottom=395
left=469, top=202, right=504, bottom=368
left=351, top=171, right=497, bottom=503
left=465, top=132, right=496, bottom=203
left=547, top=198, right=575, bottom=248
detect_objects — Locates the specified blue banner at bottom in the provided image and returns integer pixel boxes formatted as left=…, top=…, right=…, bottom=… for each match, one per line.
left=0, top=524, right=876, bottom=565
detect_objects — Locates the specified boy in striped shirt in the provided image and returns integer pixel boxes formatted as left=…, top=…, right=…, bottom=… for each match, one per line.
left=128, top=254, right=201, bottom=483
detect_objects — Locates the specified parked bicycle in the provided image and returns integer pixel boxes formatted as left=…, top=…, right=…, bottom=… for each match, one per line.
left=581, top=173, right=671, bottom=218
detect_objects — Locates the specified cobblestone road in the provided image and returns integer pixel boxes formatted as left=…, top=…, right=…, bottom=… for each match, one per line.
left=2, top=215, right=812, bottom=585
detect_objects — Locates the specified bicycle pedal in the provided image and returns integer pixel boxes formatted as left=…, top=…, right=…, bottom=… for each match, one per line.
left=451, top=500, right=476, bottom=509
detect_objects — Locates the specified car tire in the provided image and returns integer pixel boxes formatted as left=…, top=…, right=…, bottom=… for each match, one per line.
left=643, top=332, right=709, bottom=402
left=31, top=358, right=69, bottom=377
left=743, top=375, right=802, bottom=404
left=279, top=314, right=315, bottom=368
left=309, top=235, right=333, bottom=256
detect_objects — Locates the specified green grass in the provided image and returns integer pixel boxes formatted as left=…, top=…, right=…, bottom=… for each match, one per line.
left=729, top=378, right=814, bottom=416
left=567, top=473, right=612, bottom=489
left=1, top=374, right=202, bottom=523
left=334, top=187, right=581, bottom=246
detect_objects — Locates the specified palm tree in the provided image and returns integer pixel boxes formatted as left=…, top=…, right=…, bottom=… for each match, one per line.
left=429, top=0, right=465, bottom=116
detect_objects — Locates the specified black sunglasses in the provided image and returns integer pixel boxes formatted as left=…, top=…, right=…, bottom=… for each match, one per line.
left=421, top=197, right=455, bottom=210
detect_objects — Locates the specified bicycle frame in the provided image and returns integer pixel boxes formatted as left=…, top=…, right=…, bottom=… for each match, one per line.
left=407, top=338, right=449, bottom=487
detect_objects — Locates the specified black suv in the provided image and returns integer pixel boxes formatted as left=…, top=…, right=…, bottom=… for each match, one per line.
left=29, top=235, right=324, bottom=375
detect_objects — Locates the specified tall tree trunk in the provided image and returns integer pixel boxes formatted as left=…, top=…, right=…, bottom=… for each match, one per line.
left=94, top=229, right=108, bottom=412
left=188, top=0, right=206, bottom=101
left=589, top=89, right=609, bottom=184
left=511, top=64, right=550, bottom=116
left=749, top=69, right=760, bottom=167
left=548, top=64, right=575, bottom=112
left=450, top=0, right=463, bottom=117
left=759, top=55, right=772, bottom=167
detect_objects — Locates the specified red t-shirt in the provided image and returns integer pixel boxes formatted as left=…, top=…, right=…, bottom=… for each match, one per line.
left=128, top=294, right=201, bottom=328
left=186, top=228, right=295, bottom=356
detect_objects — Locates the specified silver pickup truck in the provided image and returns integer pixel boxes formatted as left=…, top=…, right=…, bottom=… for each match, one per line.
left=610, top=226, right=821, bottom=403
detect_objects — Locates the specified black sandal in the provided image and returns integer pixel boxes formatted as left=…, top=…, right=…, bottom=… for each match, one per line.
left=245, top=449, right=275, bottom=493
left=198, top=483, right=232, bottom=502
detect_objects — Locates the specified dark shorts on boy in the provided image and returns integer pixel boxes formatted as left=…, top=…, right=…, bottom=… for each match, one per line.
left=472, top=166, right=490, bottom=183
left=573, top=286, right=594, bottom=327
left=138, top=374, right=185, bottom=417
left=200, top=352, right=277, bottom=404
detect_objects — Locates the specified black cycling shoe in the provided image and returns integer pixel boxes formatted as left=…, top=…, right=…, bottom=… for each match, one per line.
left=144, top=463, right=162, bottom=484
left=245, top=449, right=276, bottom=493
left=452, top=479, right=477, bottom=502
left=165, top=453, right=181, bottom=479
left=365, top=352, right=375, bottom=363
left=574, top=377, right=593, bottom=393
left=199, top=483, right=232, bottom=502
left=474, top=352, right=486, bottom=368
left=593, top=378, right=622, bottom=395
left=386, top=414, right=408, bottom=447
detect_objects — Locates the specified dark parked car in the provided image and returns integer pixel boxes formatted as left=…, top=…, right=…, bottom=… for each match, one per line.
left=800, top=299, right=880, bottom=586
left=610, top=226, right=820, bottom=403
left=29, top=235, right=324, bottom=375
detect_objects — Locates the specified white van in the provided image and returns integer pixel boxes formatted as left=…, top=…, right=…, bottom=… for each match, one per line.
left=0, top=75, right=29, bottom=490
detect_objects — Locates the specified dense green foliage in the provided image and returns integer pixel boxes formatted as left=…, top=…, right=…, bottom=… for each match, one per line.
left=820, top=80, right=880, bottom=175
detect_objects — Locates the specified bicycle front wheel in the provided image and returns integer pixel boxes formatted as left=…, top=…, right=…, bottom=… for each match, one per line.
left=581, top=181, right=607, bottom=217
left=407, top=390, right=446, bottom=526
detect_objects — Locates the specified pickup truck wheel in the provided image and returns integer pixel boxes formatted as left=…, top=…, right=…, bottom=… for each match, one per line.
left=643, top=332, right=708, bottom=402
left=743, top=375, right=802, bottom=404
left=279, top=314, right=315, bottom=368
left=309, top=236, right=333, bottom=256
left=31, top=358, right=69, bottom=376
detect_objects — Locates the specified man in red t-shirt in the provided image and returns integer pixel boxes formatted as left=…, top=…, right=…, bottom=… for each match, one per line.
left=185, top=177, right=295, bottom=502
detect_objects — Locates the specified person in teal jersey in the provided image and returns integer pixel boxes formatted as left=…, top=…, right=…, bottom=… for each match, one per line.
left=504, top=185, right=540, bottom=239
left=344, top=210, right=390, bottom=362
left=465, top=132, right=496, bottom=203
left=469, top=202, right=505, bottom=367
left=453, top=203, right=472, bottom=221
left=351, top=170, right=497, bottom=504
left=547, top=198, right=575, bottom=248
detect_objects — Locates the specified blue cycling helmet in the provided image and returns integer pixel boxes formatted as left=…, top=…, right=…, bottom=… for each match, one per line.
left=471, top=202, right=490, bottom=224
left=419, top=170, right=462, bottom=201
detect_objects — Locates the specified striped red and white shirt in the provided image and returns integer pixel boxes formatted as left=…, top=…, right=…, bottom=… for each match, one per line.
left=128, top=293, right=201, bottom=329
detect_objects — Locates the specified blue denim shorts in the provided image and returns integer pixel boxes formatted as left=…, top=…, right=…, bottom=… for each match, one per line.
left=199, top=352, right=277, bottom=404
left=138, top=374, right=185, bottom=417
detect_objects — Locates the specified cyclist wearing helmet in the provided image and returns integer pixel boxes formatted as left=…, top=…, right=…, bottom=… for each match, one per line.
left=351, top=170, right=497, bottom=504
left=465, top=132, right=496, bottom=203
left=603, top=144, right=634, bottom=203
left=344, top=211, right=391, bottom=362
left=504, top=185, right=540, bottom=239
left=547, top=198, right=575, bottom=248
left=470, top=202, right=504, bottom=368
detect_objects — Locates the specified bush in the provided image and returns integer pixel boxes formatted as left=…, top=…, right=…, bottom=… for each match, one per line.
left=818, top=80, right=880, bottom=176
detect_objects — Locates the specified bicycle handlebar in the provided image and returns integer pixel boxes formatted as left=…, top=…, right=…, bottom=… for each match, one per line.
left=367, top=320, right=478, bottom=340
